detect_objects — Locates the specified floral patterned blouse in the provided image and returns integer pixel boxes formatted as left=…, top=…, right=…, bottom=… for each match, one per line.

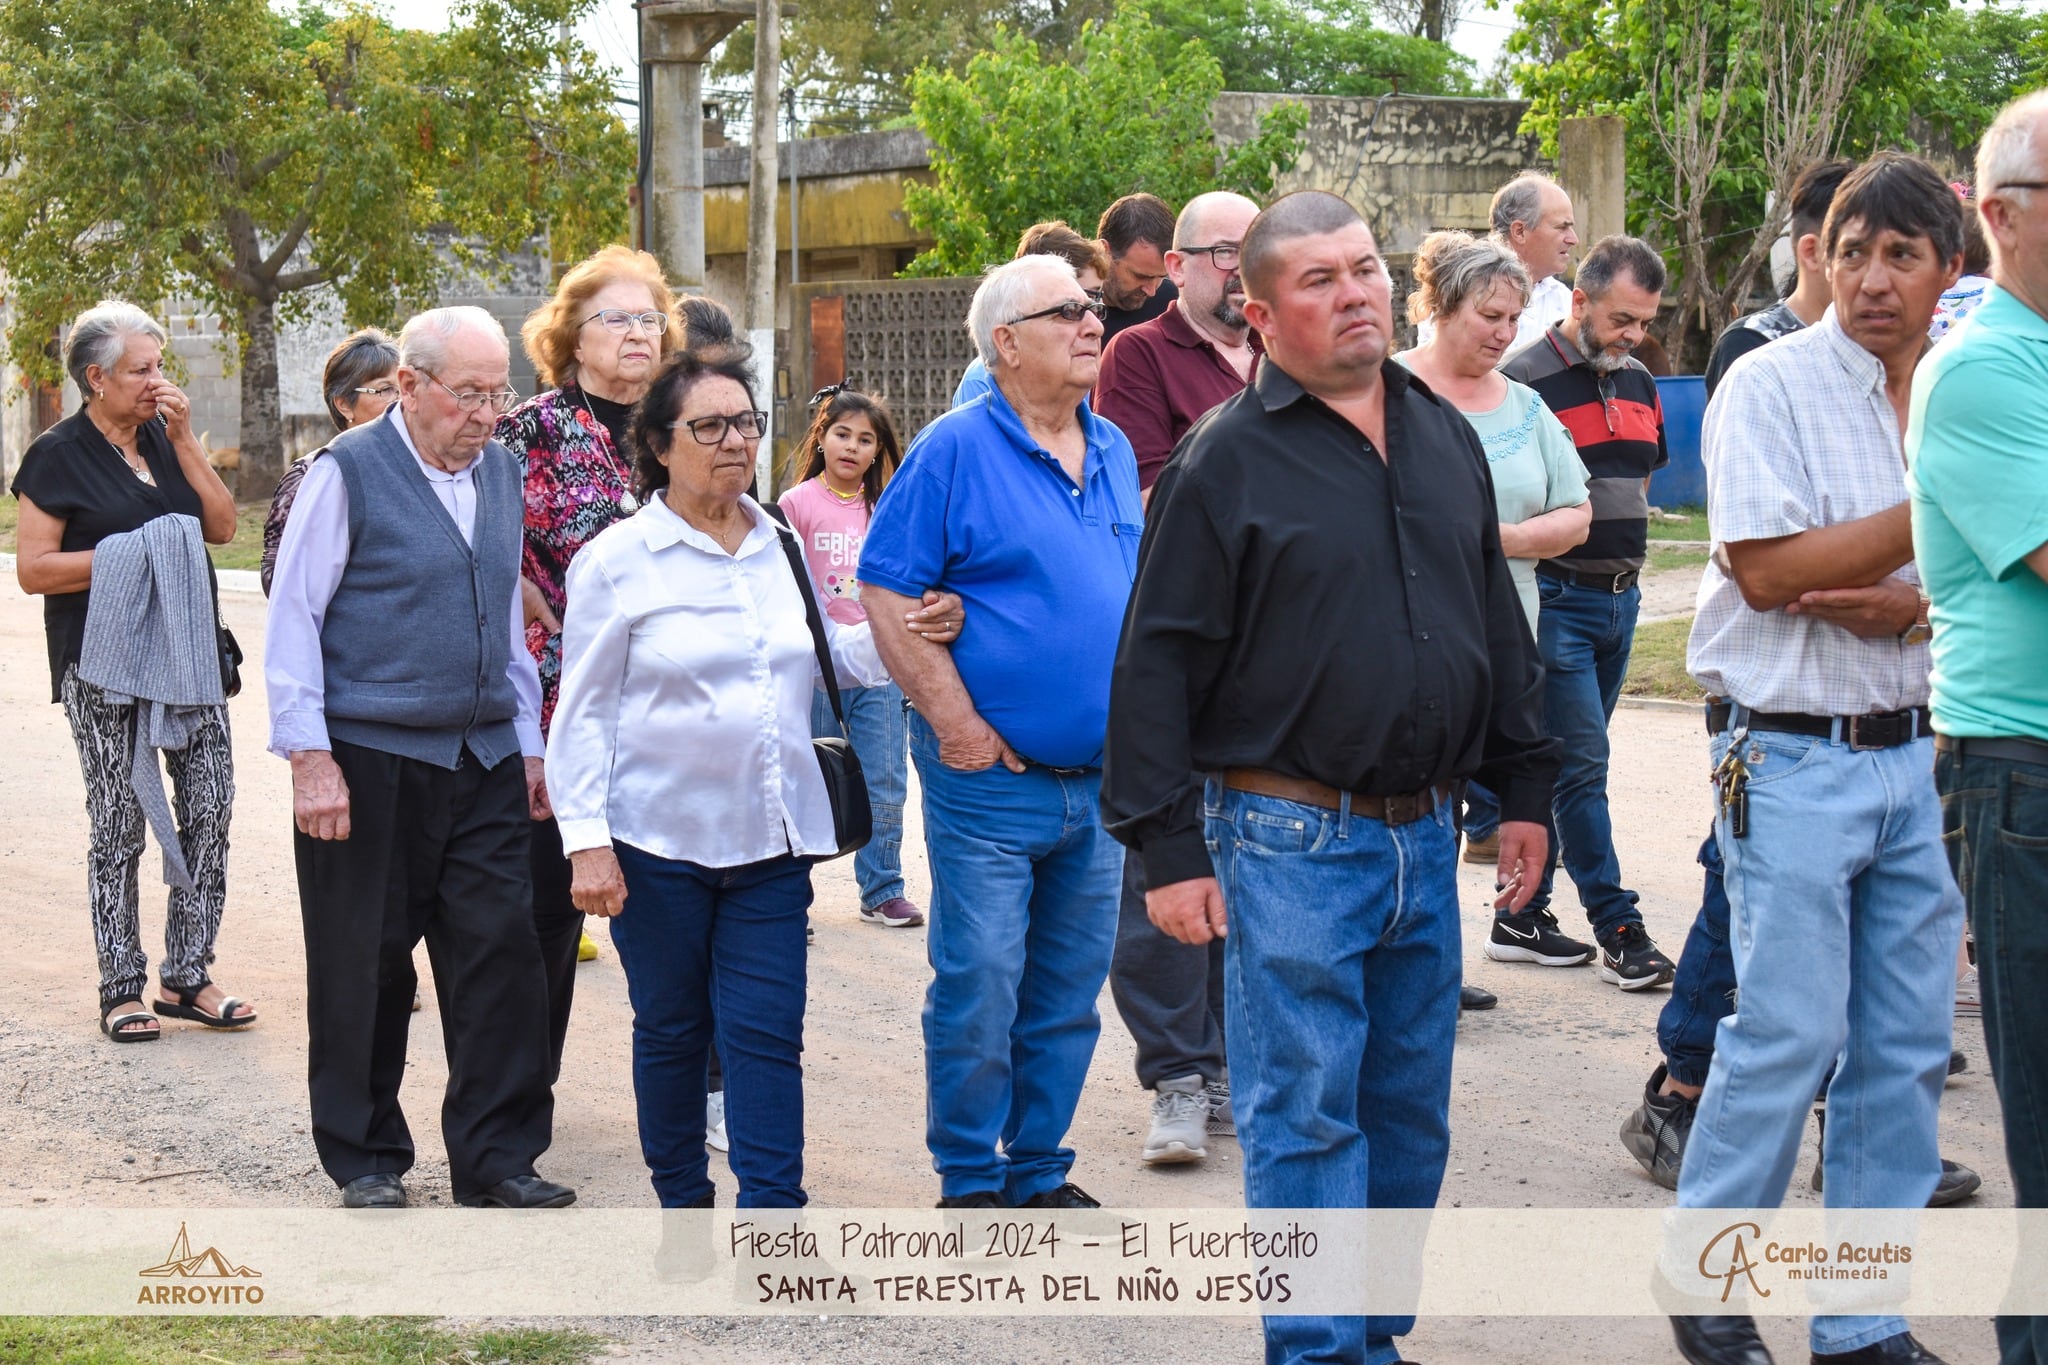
left=493, top=383, right=639, bottom=734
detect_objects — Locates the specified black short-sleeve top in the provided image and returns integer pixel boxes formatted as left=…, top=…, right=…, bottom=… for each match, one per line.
left=9, top=410, right=205, bottom=701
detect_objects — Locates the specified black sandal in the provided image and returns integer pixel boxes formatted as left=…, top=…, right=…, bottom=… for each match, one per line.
left=153, top=981, right=257, bottom=1030
left=100, top=999, right=161, bottom=1043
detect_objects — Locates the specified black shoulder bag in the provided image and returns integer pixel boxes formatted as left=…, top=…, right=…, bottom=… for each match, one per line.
left=776, top=528, right=872, bottom=859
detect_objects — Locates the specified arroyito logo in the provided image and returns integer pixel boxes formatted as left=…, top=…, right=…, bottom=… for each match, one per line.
left=135, top=1223, right=265, bottom=1306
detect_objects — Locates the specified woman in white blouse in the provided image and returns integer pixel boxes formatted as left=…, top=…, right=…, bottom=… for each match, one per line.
left=545, top=350, right=958, bottom=1208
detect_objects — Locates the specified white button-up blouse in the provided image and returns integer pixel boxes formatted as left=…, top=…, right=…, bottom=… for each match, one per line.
left=545, top=492, right=887, bottom=868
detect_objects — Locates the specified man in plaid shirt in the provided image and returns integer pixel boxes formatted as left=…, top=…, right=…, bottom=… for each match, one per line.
left=1670, top=154, right=1967, bottom=1365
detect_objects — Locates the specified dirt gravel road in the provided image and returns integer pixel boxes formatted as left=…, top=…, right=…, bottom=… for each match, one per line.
left=0, top=573, right=2006, bottom=1362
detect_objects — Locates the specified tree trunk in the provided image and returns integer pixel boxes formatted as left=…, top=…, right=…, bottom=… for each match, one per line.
left=237, top=295, right=285, bottom=500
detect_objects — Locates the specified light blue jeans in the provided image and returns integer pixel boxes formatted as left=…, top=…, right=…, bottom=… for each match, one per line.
left=909, top=711, right=1122, bottom=1202
left=1208, top=781, right=1460, bottom=1365
left=812, top=682, right=909, bottom=912
left=1678, top=724, right=1963, bottom=1355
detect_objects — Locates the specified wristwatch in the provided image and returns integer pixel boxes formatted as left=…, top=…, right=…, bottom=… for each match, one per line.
left=1900, top=593, right=1932, bottom=646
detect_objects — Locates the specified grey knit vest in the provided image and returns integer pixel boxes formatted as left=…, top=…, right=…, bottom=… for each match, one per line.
left=319, top=415, right=522, bottom=769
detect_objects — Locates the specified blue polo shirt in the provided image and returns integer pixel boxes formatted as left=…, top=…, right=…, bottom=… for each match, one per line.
left=860, top=384, right=1142, bottom=768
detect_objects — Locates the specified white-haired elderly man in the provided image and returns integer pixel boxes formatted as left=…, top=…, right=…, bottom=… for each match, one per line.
left=860, top=254, right=1142, bottom=1209
left=267, top=305, right=572, bottom=1212
left=1418, top=171, right=1579, bottom=356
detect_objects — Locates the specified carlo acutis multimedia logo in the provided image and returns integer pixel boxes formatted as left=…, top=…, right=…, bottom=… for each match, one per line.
left=135, top=1222, right=265, bottom=1306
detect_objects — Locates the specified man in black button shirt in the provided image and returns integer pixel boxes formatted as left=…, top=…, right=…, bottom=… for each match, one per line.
left=1103, top=191, right=1558, bottom=1365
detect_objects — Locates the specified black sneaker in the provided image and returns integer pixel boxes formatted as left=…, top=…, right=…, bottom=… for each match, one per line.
left=1597, top=923, right=1675, bottom=990
left=1017, top=1182, right=1099, bottom=1209
left=1809, top=1157, right=1981, bottom=1206
left=1485, top=908, right=1594, bottom=966
left=1619, top=1063, right=1696, bottom=1190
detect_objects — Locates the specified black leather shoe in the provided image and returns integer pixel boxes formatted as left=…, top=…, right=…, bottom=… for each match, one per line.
left=1017, top=1181, right=1100, bottom=1209
left=937, top=1191, right=1003, bottom=1208
left=458, top=1173, right=576, bottom=1208
left=1459, top=984, right=1498, bottom=1011
left=1672, top=1315, right=1775, bottom=1365
left=1622, top=1064, right=1698, bottom=1191
left=340, top=1172, right=408, bottom=1208
left=1811, top=1331, right=1948, bottom=1364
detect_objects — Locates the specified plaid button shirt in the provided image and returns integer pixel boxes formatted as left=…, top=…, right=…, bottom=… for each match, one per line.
left=1687, top=308, right=1930, bottom=715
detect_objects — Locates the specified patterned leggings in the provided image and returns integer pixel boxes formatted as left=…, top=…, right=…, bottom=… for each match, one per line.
left=60, top=667, right=235, bottom=1009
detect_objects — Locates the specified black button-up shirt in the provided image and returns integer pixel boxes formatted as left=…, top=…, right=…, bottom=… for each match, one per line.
left=1102, top=359, right=1559, bottom=889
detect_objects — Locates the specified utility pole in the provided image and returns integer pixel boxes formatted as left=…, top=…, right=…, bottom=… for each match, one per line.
left=638, top=1, right=753, bottom=290
left=744, top=0, right=781, bottom=497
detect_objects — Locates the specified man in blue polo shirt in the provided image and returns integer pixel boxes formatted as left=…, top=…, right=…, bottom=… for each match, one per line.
left=860, top=253, right=1141, bottom=1210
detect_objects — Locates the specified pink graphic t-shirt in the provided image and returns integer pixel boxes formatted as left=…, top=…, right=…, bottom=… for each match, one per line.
left=776, top=477, right=872, bottom=626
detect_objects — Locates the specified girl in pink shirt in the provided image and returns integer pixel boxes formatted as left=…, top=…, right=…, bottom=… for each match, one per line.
left=777, top=389, right=922, bottom=928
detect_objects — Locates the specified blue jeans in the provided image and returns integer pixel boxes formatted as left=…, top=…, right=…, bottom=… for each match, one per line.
left=1208, top=782, right=1460, bottom=1365
left=1658, top=831, right=1734, bottom=1088
left=812, top=682, right=909, bottom=911
left=1524, top=576, right=1643, bottom=937
left=607, top=845, right=813, bottom=1209
left=1679, top=727, right=1962, bottom=1355
left=909, top=711, right=1121, bottom=1202
left=1937, top=745, right=2048, bottom=1365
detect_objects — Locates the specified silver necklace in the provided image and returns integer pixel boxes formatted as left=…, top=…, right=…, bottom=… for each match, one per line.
left=574, top=385, right=637, bottom=511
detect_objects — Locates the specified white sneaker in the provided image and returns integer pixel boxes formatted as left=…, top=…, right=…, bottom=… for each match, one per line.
left=1957, top=968, right=1981, bottom=1018
left=1142, top=1075, right=1209, bottom=1164
left=706, top=1090, right=730, bottom=1153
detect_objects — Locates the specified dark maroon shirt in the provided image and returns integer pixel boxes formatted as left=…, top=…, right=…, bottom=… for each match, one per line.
left=1092, top=301, right=1259, bottom=490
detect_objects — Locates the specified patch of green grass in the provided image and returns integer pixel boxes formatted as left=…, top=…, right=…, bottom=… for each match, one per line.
left=1645, top=544, right=1710, bottom=575
left=0, top=1317, right=603, bottom=1365
left=2, top=498, right=269, bottom=573
left=1647, top=505, right=1708, bottom=542
left=1624, top=615, right=1705, bottom=701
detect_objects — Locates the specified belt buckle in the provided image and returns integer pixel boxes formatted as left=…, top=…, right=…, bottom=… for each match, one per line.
left=1384, top=792, right=1417, bottom=824
left=1612, top=571, right=1635, bottom=595
left=1846, top=714, right=1891, bottom=751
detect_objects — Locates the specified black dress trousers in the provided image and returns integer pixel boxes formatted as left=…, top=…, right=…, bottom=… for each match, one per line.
left=527, top=814, right=583, bottom=1082
left=296, top=738, right=556, bottom=1198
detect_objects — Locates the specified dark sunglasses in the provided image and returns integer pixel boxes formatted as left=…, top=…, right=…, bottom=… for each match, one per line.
left=1007, top=298, right=1108, bottom=327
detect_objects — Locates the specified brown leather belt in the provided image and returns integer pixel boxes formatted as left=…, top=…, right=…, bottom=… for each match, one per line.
left=1223, top=768, right=1444, bottom=826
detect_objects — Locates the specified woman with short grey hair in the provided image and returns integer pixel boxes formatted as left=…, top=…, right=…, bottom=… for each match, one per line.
left=1397, top=233, right=1591, bottom=935
left=9, top=299, right=248, bottom=1042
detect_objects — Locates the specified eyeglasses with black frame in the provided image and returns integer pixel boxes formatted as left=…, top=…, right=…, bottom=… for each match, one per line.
left=674, top=410, right=769, bottom=444
left=1005, top=298, right=1108, bottom=327
left=1176, top=242, right=1242, bottom=269
left=421, top=371, right=521, bottom=415
left=583, top=308, right=671, bottom=335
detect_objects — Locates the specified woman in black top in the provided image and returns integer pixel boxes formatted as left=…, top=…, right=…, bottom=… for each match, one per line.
left=10, top=300, right=246, bottom=1042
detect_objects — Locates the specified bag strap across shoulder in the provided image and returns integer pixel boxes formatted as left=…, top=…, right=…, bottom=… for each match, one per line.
left=775, top=526, right=848, bottom=728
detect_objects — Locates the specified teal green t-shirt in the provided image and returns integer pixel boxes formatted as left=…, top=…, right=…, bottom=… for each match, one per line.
left=1906, top=284, right=2048, bottom=739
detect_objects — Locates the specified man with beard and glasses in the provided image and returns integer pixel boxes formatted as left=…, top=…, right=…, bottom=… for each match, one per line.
left=1097, top=193, right=1180, bottom=343
left=1090, top=190, right=1260, bottom=1168
left=1499, top=236, right=1679, bottom=992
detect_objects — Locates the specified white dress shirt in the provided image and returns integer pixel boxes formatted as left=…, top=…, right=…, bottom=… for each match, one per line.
left=1418, top=272, right=1574, bottom=357
left=265, top=406, right=544, bottom=759
left=545, top=491, right=888, bottom=868
left=1687, top=308, right=1928, bottom=715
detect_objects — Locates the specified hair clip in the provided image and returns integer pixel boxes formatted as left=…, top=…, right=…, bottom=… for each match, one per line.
left=808, top=381, right=857, bottom=407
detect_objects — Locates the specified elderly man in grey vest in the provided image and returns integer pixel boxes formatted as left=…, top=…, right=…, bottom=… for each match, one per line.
left=266, top=306, right=571, bottom=1211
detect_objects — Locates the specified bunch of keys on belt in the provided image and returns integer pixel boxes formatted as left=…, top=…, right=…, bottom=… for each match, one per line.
left=1715, top=740, right=1751, bottom=839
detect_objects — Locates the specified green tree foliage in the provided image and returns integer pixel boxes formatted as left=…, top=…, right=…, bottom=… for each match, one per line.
left=1505, top=0, right=1960, bottom=361
left=1916, top=1, right=2048, bottom=157
left=0, top=0, right=634, bottom=490
left=717, top=0, right=1466, bottom=134
left=1144, top=0, right=1473, bottom=96
left=899, top=11, right=1309, bottom=277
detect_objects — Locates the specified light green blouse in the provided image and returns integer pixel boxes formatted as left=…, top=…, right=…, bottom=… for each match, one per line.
left=1459, top=378, right=1590, bottom=629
